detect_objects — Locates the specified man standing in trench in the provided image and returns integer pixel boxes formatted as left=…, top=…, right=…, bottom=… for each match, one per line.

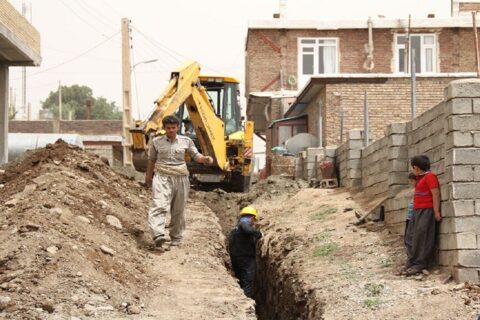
left=145, top=115, right=213, bottom=250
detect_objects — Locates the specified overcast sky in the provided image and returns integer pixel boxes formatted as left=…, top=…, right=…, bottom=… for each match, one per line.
left=8, top=0, right=451, bottom=120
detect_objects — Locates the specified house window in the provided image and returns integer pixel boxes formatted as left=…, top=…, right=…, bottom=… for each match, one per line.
left=298, top=38, right=338, bottom=85
left=395, top=34, right=437, bottom=73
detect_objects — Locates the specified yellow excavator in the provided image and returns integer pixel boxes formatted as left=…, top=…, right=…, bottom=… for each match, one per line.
left=130, top=61, right=254, bottom=191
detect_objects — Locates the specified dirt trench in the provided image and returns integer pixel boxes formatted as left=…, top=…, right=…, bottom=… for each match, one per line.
left=195, top=176, right=324, bottom=320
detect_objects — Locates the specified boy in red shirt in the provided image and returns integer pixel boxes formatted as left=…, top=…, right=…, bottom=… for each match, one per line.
left=405, top=155, right=442, bottom=275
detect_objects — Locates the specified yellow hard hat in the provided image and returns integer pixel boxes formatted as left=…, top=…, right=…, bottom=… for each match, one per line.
left=240, top=206, right=258, bottom=220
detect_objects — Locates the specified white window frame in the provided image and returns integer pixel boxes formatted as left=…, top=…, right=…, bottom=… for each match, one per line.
left=394, top=33, right=438, bottom=74
left=298, top=37, right=339, bottom=85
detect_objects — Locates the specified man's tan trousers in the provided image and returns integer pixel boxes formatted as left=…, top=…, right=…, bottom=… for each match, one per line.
left=148, top=174, right=190, bottom=242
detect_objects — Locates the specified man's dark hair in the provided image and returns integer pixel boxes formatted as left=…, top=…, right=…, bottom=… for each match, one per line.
left=411, top=155, right=431, bottom=171
left=408, top=172, right=416, bottom=180
left=162, top=115, right=180, bottom=127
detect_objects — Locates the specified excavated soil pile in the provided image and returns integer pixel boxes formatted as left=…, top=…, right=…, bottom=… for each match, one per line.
left=0, top=140, right=257, bottom=320
left=0, top=140, right=154, bottom=318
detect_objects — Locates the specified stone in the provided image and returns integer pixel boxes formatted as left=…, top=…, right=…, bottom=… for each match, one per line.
left=23, top=223, right=40, bottom=232
left=127, top=305, right=141, bottom=314
left=4, top=199, right=19, bottom=208
left=46, top=246, right=59, bottom=255
left=100, top=245, right=114, bottom=256
left=49, top=207, right=63, bottom=215
left=106, top=215, right=122, bottom=229
left=76, top=272, right=83, bottom=277
left=98, top=200, right=108, bottom=208
left=0, top=296, right=14, bottom=311
left=0, top=170, right=4, bottom=174
left=76, top=216, right=91, bottom=224
left=0, top=184, right=4, bottom=189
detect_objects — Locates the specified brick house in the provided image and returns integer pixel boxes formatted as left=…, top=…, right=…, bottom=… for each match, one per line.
left=245, top=12, right=480, bottom=164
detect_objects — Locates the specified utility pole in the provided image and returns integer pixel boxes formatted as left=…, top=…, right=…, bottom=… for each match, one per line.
left=121, top=18, right=133, bottom=167
left=21, top=2, right=27, bottom=119
left=364, top=90, right=369, bottom=146
left=473, top=12, right=480, bottom=77
left=58, top=81, right=62, bottom=120
left=411, top=49, right=417, bottom=118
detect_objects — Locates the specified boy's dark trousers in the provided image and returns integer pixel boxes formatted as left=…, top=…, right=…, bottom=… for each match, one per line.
left=231, top=255, right=256, bottom=298
left=404, top=219, right=414, bottom=266
left=407, top=208, right=437, bottom=269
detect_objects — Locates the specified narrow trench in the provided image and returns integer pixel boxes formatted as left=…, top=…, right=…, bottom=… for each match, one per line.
left=199, top=192, right=315, bottom=320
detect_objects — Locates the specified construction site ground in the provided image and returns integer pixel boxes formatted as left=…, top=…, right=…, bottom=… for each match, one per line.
left=0, top=141, right=477, bottom=319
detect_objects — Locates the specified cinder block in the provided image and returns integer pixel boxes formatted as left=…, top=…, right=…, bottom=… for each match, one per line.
left=445, top=98, right=473, bottom=115
left=438, top=250, right=457, bottom=266
left=453, top=216, right=480, bottom=233
left=388, top=185, right=408, bottom=198
left=348, top=149, right=362, bottom=159
left=453, top=267, right=479, bottom=283
left=388, top=172, right=409, bottom=186
left=325, top=146, right=337, bottom=158
left=445, top=166, right=475, bottom=182
left=446, top=148, right=480, bottom=166
left=389, top=159, right=408, bottom=172
left=457, top=233, right=478, bottom=249
left=457, top=250, right=480, bottom=268
left=386, top=122, right=408, bottom=135
left=348, top=129, right=363, bottom=140
left=451, top=183, right=480, bottom=199
left=348, top=169, right=362, bottom=179
left=447, top=115, right=480, bottom=132
left=348, top=140, right=365, bottom=150
left=348, top=159, right=361, bottom=169
left=389, top=134, right=408, bottom=146
left=349, top=178, right=362, bottom=189
left=440, top=218, right=453, bottom=234
left=445, top=79, right=480, bottom=101
left=475, top=200, right=480, bottom=215
left=442, top=200, right=475, bottom=217
left=473, top=132, right=480, bottom=147
left=445, top=131, right=473, bottom=150
left=439, top=234, right=456, bottom=250
left=388, top=147, right=408, bottom=160
left=473, top=98, right=480, bottom=113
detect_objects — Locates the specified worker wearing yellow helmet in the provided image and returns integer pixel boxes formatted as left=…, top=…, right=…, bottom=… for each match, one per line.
left=228, top=206, right=262, bottom=298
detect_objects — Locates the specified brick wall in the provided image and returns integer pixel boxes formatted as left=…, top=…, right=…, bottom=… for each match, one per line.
left=323, top=77, right=456, bottom=145
left=336, top=79, right=480, bottom=283
left=0, top=0, right=40, bottom=56
left=9, top=120, right=122, bottom=135
left=246, top=26, right=478, bottom=128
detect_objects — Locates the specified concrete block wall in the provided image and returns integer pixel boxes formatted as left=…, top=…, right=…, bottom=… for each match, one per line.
left=344, top=129, right=364, bottom=189
left=361, top=135, right=388, bottom=199
left=439, top=79, right=480, bottom=282
left=336, top=79, right=480, bottom=282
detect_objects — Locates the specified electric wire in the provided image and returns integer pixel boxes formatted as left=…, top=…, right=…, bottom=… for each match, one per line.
left=11, top=31, right=120, bottom=80
left=56, top=0, right=111, bottom=38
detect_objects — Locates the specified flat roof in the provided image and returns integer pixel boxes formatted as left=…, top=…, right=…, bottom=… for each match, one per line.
left=0, top=1, right=41, bottom=66
left=248, top=17, right=477, bottom=31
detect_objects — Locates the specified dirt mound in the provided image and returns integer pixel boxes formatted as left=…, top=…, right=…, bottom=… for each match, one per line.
left=0, top=140, right=154, bottom=318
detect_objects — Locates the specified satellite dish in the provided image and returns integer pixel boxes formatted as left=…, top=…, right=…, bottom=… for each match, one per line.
left=287, top=75, right=297, bottom=86
left=285, top=133, right=318, bottom=155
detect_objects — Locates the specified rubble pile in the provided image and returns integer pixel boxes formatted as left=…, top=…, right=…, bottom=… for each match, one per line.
left=0, top=140, right=153, bottom=318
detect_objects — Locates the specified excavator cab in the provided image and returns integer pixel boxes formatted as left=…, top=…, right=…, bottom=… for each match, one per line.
left=176, top=76, right=242, bottom=137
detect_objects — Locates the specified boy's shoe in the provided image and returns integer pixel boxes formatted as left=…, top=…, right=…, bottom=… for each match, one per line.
left=154, top=236, right=167, bottom=248
left=405, top=266, right=423, bottom=276
left=165, top=240, right=181, bottom=251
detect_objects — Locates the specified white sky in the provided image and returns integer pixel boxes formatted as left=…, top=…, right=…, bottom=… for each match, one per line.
left=7, top=0, right=451, bottom=120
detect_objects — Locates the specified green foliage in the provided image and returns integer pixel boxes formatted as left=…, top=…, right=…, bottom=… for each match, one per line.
left=364, top=283, right=384, bottom=297
left=41, top=84, right=121, bottom=120
left=313, top=242, right=338, bottom=257
left=311, top=206, right=338, bottom=220
left=363, top=297, right=382, bottom=309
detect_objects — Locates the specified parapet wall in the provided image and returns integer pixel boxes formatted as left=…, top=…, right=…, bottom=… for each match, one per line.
left=337, top=79, right=480, bottom=283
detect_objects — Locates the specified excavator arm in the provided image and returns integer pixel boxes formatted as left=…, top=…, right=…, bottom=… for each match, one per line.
left=130, top=61, right=228, bottom=170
